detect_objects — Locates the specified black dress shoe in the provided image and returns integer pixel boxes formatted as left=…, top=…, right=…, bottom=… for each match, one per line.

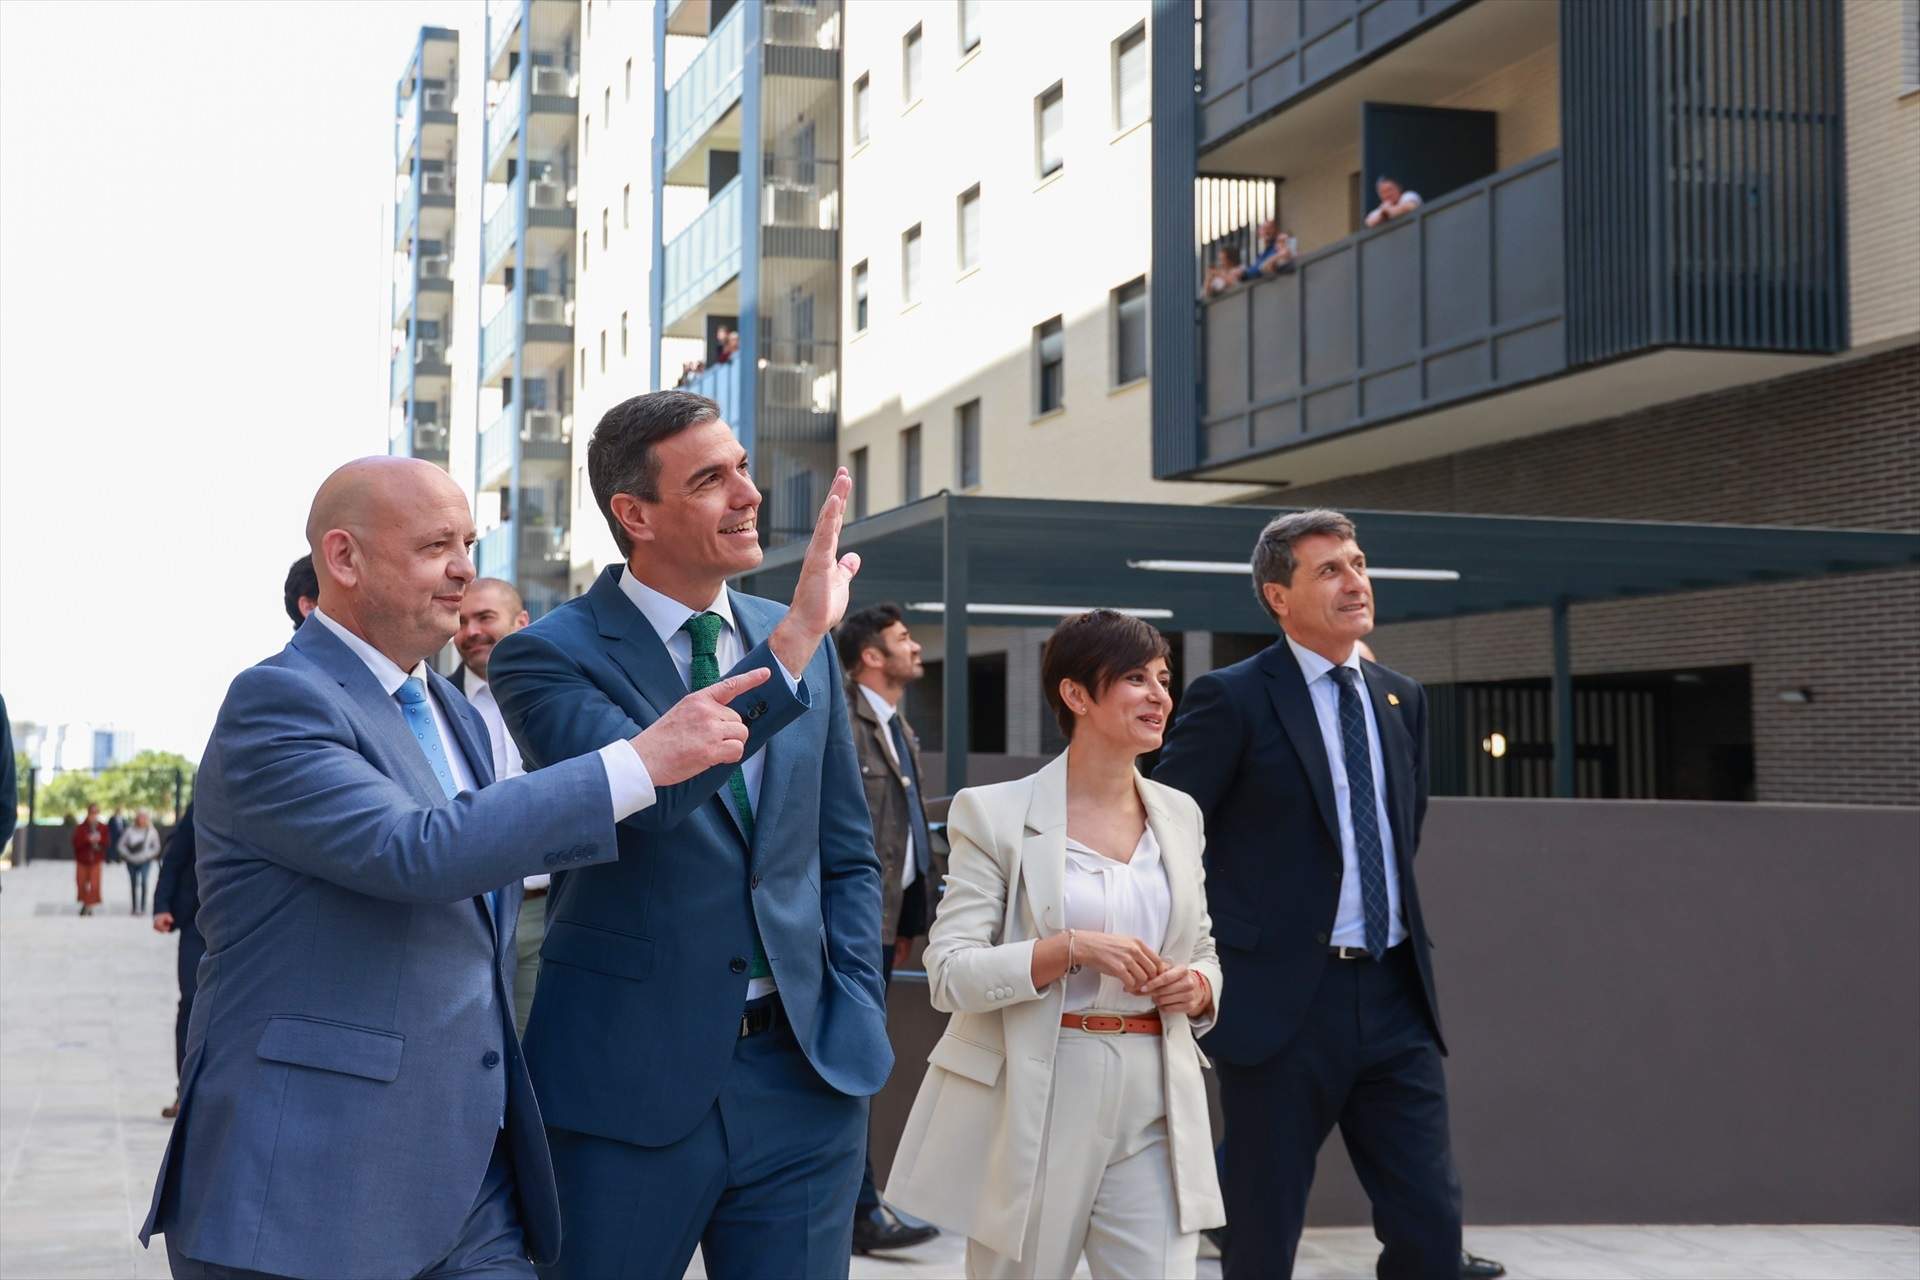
left=1462, top=1248, right=1506, bottom=1279
left=851, top=1203, right=939, bottom=1255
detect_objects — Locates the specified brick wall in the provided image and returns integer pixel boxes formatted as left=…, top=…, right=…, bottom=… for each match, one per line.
left=1278, top=345, right=1920, bottom=804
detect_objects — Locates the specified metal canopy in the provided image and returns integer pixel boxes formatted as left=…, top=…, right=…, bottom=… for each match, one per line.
left=737, top=494, right=1920, bottom=795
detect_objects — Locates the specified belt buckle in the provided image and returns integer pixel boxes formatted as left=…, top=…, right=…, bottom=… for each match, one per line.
left=1081, top=1014, right=1126, bottom=1034
left=1331, top=945, right=1366, bottom=960
left=739, top=1013, right=752, bottom=1038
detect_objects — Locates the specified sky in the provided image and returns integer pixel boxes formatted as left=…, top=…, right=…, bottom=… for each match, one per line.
left=1, top=0, right=475, bottom=760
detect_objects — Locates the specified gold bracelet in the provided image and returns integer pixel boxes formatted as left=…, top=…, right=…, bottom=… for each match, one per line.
left=1066, top=928, right=1082, bottom=975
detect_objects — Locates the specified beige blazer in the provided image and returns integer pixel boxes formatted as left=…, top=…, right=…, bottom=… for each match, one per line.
left=884, top=753, right=1226, bottom=1260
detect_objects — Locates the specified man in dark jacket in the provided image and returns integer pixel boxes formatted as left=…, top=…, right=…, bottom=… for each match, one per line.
left=152, top=802, right=200, bottom=1118
left=837, top=603, right=940, bottom=1255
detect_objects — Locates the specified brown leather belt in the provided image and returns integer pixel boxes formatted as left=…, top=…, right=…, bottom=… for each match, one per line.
left=523, top=886, right=548, bottom=900
left=1060, top=1011, right=1163, bottom=1035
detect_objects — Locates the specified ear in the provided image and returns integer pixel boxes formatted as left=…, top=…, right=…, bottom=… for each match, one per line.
left=513, top=610, right=531, bottom=628
left=609, top=492, right=654, bottom=547
left=319, top=529, right=360, bottom=589
left=1059, top=677, right=1091, bottom=718
left=1261, top=579, right=1289, bottom=621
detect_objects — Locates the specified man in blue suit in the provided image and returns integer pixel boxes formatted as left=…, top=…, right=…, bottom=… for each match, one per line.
left=141, top=456, right=777, bottom=1280
left=1155, top=510, right=1463, bottom=1280
left=489, top=390, right=891, bottom=1280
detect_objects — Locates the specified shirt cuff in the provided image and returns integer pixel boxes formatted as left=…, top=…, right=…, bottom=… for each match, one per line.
left=597, top=740, right=657, bottom=822
left=771, top=656, right=803, bottom=693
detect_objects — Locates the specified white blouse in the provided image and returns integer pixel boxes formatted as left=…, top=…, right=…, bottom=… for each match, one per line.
left=1060, top=825, right=1172, bottom=1014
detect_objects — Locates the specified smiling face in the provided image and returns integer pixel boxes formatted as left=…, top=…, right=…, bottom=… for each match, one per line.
left=1376, top=177, right=1403, bottom=206
left=456, top=580, right=530, bottom=681
left=1264, top=532, right=1374, bottom=661
left=1063, top=656, right=1175, bottom=755
left=615, top=418, right=763, bottom=601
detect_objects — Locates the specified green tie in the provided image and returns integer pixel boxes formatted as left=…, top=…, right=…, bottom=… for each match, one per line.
left=682, top=611, right=770, bottom=980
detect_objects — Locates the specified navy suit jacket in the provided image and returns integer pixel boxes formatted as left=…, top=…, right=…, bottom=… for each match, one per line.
left=1153, top=639, right=1444, bottom=1066
left=141, top=617, right=620, bottom=1279
left=488, top=566, right=893, bottom=1149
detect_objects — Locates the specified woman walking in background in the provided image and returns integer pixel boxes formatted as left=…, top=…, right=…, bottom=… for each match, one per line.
left=887, top=609, right=1225, bottom=1279
left=119, top=809, right=162, bottom=915
left=71, top=802, right=109, bottom=916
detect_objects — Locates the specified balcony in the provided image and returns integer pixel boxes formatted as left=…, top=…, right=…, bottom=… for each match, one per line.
left=412, top=418, right=450, bottom=461
left=482, top=185, right=520, bottom=280
left=661, top=176, right=743, bottom=333
left=663, top=1, right=746, bottom=181
left=486, top=65, right=524, bottom=180
left=481, top=299, right=518, bottom=383
left=475, top=524, right=514, bottom=578
left=478, top=409, right=515, bottom=488
left=487, top=0, right=521, bottom=76
left=519, top=521, right=570, bottom=567
left=682, top=357, right=742, bottom=427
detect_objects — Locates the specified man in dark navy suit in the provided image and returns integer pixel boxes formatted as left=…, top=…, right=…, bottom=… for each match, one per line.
left=1156, top=509, right=1463, bottom=1280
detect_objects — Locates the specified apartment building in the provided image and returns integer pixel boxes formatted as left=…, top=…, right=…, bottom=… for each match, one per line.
left=473, top=0, right=585, bottom=617
left=389, top=28, right=462, bottom=470
left=838, top=0, right=1252, bottom=513
left=1150, top=0, right=1919, bottom=803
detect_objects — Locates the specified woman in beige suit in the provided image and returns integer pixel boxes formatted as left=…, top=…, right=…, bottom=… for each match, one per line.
left=887, top=610, right=1225, bottom=1279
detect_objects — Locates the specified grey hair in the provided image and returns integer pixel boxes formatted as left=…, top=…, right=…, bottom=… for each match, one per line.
left=1251, top=509, right=1358, bottom=620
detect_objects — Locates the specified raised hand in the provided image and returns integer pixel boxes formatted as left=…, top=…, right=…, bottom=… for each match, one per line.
left=630, top=666, right=774, bottom=787
left=770, top=467, right=861, bottom=674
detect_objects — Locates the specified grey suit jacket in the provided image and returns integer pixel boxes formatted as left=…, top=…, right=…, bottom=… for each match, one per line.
left=140, top=617, right=620, bottom=1279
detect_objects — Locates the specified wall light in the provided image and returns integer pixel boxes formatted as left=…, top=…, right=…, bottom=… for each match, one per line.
left=906, top=602, right=1175, bottom=620
left=1776, top=688, right=1815, bottom=704
left=1481, top=732, right=1509, bottom=759
left=1126, top=559, right=1462, bottom=582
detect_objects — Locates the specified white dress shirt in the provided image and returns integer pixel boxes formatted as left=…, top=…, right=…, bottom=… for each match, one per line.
left=1285, top=635, right=1407, bottom=949
left=311, top=609, right=656, bottom=824
left=856, top=683, right=918, bottom=892
left=467, top=676, right=549, bottom=892
left=1060, top=824, right=1172, bottom=1014
left=617, top=569, right=803, bottom=998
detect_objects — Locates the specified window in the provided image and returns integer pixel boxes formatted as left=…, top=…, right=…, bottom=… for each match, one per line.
left=853, top=73, right=871, bottom=144
left=601, top=208, right=609, bottom=249
left=901, top=225, right=922, bottom=307
left=851, top=447, right=869, bottom=519
left=956, top=399, right=981, bottom=488
left=581, top=230, right=589, bottom=270
left=1113, top=24, right=1148, bottom=131
left=624, top=57, right=633, bottom=101
left=1036, top=83, right=1064, bottom=178
left=902, top=25, right=923, bottom=104
left=622, top=184, right=631, bottom=229
left=620, top=310, right=629, bottom=356
left=599, top=329, right=607, bottom=373
left=852, top=260, right=870, bottom=331
left=901, top=425, right=923, bottom=501
left=956, top=185, right=981, bottom=271
left=1112, top=276, right=1147, bottom=385
left=959, top=0, right=981, bottom=54
left=1034, top=316, right=1065, bottom=414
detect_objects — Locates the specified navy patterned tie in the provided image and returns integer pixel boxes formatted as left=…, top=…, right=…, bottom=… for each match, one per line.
left=888, top=716, right=934, bottom=877
left=1330, top=666, right=1390, bottom=958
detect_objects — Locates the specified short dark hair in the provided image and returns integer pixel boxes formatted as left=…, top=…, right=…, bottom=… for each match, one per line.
left=466, top=577, right=526, bottom=616
left=588, top=391, right=723, bottom=556
left=836, top=603, right=906, bottom=673
left=1251, top=509, right=1358, bottom=621
left=1041, top=609, right=1172, bottom=741
left=284, top=554, right=318, bottom=629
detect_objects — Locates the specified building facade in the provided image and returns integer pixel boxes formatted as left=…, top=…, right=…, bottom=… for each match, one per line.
left=389, top=27, right=462, bottom=470
left=1149, top=0, right=1919, bottom=803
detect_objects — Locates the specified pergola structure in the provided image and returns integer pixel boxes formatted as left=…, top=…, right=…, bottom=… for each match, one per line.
left=737, top=495, right=1920, bottom=796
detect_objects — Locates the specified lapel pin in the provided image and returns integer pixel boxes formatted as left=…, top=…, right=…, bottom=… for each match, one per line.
left=1387, top=693, right=1400, bottom=706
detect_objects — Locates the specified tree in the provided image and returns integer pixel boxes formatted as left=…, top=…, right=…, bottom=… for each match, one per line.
left=39, top=771, right=100, bottom=821
left=95, top=751, right=196, bottom=818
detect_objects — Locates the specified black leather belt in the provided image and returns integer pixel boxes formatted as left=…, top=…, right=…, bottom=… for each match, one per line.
left=1329, top=943, right=1407, bottom=960
left=739, top=997, right=783, bottom=1039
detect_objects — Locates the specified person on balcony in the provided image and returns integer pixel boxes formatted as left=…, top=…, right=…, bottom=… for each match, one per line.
left=1243, top=220, right=1299, bottom=277
left=1204, top=245, right=1244, bottom=296
left=1365, top=175, right=1424, bottom=227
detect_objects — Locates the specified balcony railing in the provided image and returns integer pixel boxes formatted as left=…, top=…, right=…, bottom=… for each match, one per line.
left=664, top=1, right=746, bottom=174
left=482, top=181, right=520, bottom=277
left=389, top=351, right=409, bottom=404
left=487, top=0, right=521, bottom=70
left=395, top=178, right=420, bottom=248
left=519, top=523, right=569, bottom=565
left=661, top=175, right=743, bottom=327
left=475, top=524, right=514, bottom=578
left=481, top=297, right=519, bottom=378
left=487, top=65, right=524, bottom=176
left=681, top=358, right=742, bottom=426
left=1199, top=152, right=1566, bottom=465
left=478, top=409, right=514, bottom=486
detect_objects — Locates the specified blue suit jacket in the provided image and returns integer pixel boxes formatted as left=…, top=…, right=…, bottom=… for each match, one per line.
left=488, top=566, right=893, bottom=1149
left=1153, top=639, right=1443, bottom=1066
left=140, top=618, right=620, bottom=1279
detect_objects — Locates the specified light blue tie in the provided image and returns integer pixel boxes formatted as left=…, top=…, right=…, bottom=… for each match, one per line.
left=394, top=677, right=499, bottom=923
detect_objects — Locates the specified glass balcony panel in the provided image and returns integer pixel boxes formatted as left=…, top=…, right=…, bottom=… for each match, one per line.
left=478, top=409, right=514, bottom=483
left=475, top=525, right=514, bottom=579
left=487, top=0, right=521, bottom=69
left=487, top=65, right=525, bottom=175
left=483, top=178, right=523, bottom=276
left=481, top=296, right=519, bottom=377
left=663, top=2, right=746, bottom=172
left=682, top=357, right=742, bottom=427
left=661, top=176, right=743, bottom=327
left=389, top=351, right=409, bottom=404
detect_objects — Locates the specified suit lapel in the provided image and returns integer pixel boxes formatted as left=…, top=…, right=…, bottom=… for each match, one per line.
left=1259, top=642, right=1342, bottom=855
left=849, top=686, right=907, bottom=785
left=291, top=620, right=446, bottom=807
left=732, top=591, right=797, bottom=864
left=1362, top=662, right=1414, bottom=872
left=430, top=671, right=495, bottom=788
left=1019, top=753, right=1068, bottom=936
left=1140, top=779, right=1196, bottom=960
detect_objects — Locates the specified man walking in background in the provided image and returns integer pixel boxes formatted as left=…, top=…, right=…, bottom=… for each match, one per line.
left=837, top=604, right=940, bottom=1257
left=456, top=576, right=545, bottom=1035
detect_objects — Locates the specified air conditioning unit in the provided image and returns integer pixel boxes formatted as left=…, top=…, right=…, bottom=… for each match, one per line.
left=524, top=410, right=564, bottom=442
left=422, top=88, right=452, bottom=113
left=763, top=364, right=814, bottom=406
left=415, top=341, right=445, bottom=365
left=765, top=182, right=816, bottom=226
left=527, top=293, right=567, bottom=324
left=529, top=179, right=569, bottom=210
left=420, top=172, right=453, bottom=197
left=531, top=66, right=573, bottom=98
left=419, top=254, right=451, bottom=280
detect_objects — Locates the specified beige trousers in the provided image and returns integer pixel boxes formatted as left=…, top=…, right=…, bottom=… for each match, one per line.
left=966, top=1026, right=1198, bottom=1280
left=512, top=891, right=546, bottom=1037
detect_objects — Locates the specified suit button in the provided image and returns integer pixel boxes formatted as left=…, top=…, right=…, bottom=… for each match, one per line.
left=730, top=956, right=748, bottom=974
left=481, top=1050, right=501, bottom=1068
left=750, top=875, right=761, bottom=890
left=1315, top=931, right=1330, bottom=946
